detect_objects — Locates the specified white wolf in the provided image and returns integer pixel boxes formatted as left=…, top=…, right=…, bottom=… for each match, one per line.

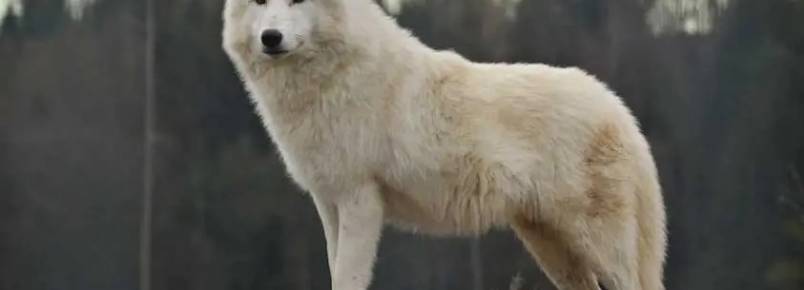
left=222, top=0, right=667, bottom=289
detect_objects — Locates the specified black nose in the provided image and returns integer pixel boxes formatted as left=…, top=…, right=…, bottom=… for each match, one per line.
left=261, top=29, right=283, bottom=48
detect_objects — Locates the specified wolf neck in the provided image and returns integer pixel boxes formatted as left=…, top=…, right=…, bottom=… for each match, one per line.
left=251, top=1, right=432, bottom=122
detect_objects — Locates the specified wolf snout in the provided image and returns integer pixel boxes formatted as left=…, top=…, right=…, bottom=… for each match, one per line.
left=261, top=29, right=287, bottom=55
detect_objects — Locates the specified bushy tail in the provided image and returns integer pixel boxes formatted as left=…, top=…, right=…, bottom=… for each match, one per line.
left=635, top=164, right=667, bottom=290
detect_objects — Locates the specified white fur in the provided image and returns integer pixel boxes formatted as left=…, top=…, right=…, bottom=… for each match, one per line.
left=223, top=1, right=667, bottom=289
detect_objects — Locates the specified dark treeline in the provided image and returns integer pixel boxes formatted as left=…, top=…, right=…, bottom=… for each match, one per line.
left=0, top=1, right=802, bottom=290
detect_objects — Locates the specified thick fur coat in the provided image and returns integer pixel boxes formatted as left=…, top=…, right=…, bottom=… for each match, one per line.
left=223, top=1, right=667, bottom=289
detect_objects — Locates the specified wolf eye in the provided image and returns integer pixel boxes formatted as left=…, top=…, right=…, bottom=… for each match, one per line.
left=291, top=0, right=306, bottom=4
left=254, top=0, right=266, bottom=5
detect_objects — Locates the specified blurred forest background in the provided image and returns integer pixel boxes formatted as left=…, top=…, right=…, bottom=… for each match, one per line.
left=1, top=0, right=803, bottom=290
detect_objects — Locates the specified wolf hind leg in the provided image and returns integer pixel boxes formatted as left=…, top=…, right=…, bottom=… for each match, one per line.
left=511, top=216, right=602, bottom=290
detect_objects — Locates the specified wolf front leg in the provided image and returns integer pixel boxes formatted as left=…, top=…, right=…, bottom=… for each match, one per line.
left=313, top=195, right=339, bottom=272
left=331, top=184, right=384, bottom=290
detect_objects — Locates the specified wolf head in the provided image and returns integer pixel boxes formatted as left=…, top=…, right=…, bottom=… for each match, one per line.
left=223, top=0, right=345, bottom=63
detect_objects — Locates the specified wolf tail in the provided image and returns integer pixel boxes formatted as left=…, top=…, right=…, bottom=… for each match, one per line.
left=635, top=159, right=667, bottom=290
